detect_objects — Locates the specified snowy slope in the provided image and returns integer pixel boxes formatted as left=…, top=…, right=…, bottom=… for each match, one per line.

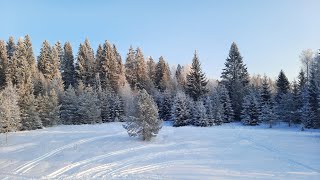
left=0, top=122, right=319, bottom=179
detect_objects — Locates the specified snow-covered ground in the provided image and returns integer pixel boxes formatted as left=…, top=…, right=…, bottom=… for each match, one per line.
left=0, top=122, right=319, bottom=180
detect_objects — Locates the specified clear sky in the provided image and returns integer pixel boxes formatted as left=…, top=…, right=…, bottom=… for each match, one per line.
left=1, top=0, right=319, bottom=80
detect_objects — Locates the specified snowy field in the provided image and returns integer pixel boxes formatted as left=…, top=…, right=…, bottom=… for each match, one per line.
left=0, top=122, right=319, bottom=180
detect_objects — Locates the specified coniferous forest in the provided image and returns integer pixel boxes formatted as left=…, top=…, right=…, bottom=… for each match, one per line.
left=1, top=35, right=320, bottom=138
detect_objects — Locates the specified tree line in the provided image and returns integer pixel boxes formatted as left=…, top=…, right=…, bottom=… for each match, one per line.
left=0, top=35, right=319, bottom=138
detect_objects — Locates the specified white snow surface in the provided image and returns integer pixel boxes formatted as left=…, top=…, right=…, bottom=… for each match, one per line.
left=0, top=122, right=319, bottom=180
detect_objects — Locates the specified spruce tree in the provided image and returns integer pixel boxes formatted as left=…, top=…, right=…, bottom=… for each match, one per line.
left=37, top=89, right=60, bottom=127
left=175, top=64, right=186, bottom=90
left=113, top=44, right=126, bottom=88
left=77, top=85, right=101, bottom=124
left=55, top=41, right=64, bottom=72
left=96, top=41, right=119, bottom=91
left=19, top=91, right=42, bottom=130
left=192, top=100, right=210, bottom=127
left=186, top=51, right=208, bottom=101
left=146, top=56, right=157, bottom=86
left=300, top=87, right=313, bottom=129
left=308, top=68, right=319, bottom=128
left=75, top=39, right=95, bottom=87
left=24, top=35, right=37, bottom=79
left=241, top=88, right=260, bottom=126
left=212, top=90, right=224, bottom=125
left=260, top=75, right=272, bottom=104
left=123, top=89, right=162, bottom=141
left=0, top=40, right=8, bottom=88
left=171, top=91, right=192, bottom=127
left=203, top=95, right=215, bottom=126
left=38, top=41, right=53, bottom=79
left=155, top=56, right=171, bottom=92
left=60, top=85, right=78, bottom=124
left=221, top=42, right=249, bottom=120
left=125, top=46, right=137, bottom=89
left=217, top=84, right=234, bottom=123
left=275, top=70, right=290, bottom=101
left=0, top=82, right=21, bottom=133
left=62, top=42, right=75, bottom=89
left=135, top=48, right=150, bottom=91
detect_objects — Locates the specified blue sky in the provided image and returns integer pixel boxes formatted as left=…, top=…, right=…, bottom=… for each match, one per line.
left=1, top=0, right=319, bottom=80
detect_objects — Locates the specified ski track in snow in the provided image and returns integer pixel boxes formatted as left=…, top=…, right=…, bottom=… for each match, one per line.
left=3, top=132, right=125, bottom=179
left=240, top=134, right=320, bottom=173
left=1, top=122, right=320, bottom=179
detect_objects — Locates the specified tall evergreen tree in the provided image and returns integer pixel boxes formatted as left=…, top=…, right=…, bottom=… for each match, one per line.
left=217, top=84, right=234, bottom=123
left=175, top=64, right=186, bottom=90
left=38, top=41, right=53, bottom=79
left=75, top=39, right=95, bottom=87
left=60, top=85, right=78, bottom=124
left=275, top=70, right=290, bottom=101
left=77, top=85, right=101, bottom=124
left=260, top=75, right=272, bottom=104
left=0, top=82, right=21, bottom=133
left=135, top=48, right=150, bottom=91
left=308, top=68, right=319, bottom=128
left=96, top=41, right=119, bottom=91
left=155, top=56, right=171, bottom=92
left=125, top=46, right=137, bottom=89
left=241, top=88, right=260, bottom=126
left=24, top=35, right=37, bottom=79
left=55, top=41, right=64, bottom=71
left=0, top=40, right=8, bottom=88
left=171, top=91, right=192, bottom=127
left=146, top=56, right=157, bottom=86
left=186, top=51, right=208, bottom=101
left=221, top=42, right=249, bottom=120
left=37, top=89, right=60, bottom=127
left=62, top=42, right=75, bottom=89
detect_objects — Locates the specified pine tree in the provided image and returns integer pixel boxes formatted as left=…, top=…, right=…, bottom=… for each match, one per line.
left=221, top=42, right=249, bottom=120
left=77, top=85, right=101, bottom=124
left=60, top=85, right=78, bottom=124
left=171, top=91, right=192, bottom=127
left=241, top=89, right=260, bottom=126
left=0, top=40, right=8, bottom=89
left=186, top=51, right=208, bottom=101
left=62, top=42, right=75, bottom=89
left=217, top=84, right=234, bottom=123
left=0, top=82, right=21, bottom=133
left=123, top=89, right=162, bottom=141
left=6, top=36, right=15, bottom=82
